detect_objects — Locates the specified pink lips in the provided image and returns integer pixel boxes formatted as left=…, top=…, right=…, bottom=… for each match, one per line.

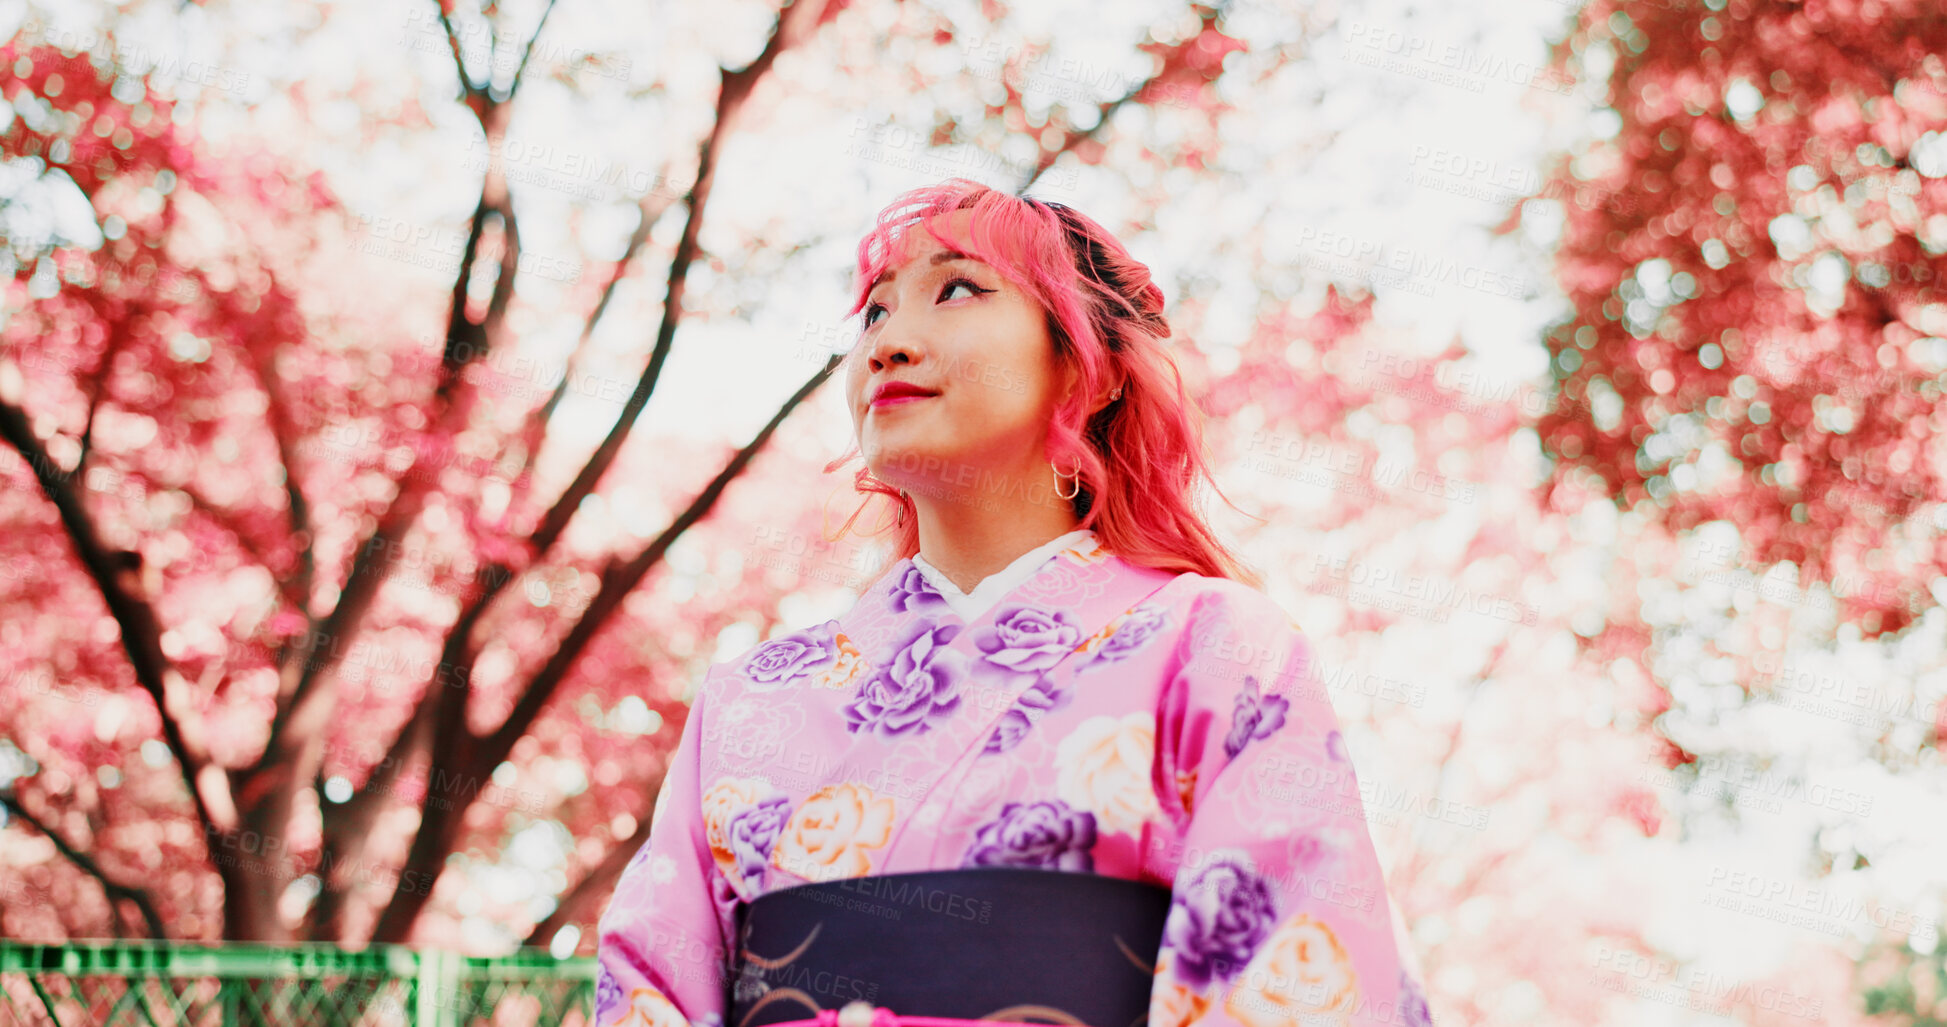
left=870, top=381, right=939, bottom=409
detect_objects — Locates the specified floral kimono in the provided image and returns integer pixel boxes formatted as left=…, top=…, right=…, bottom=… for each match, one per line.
left=596, top=533, right=1431, bottom=1027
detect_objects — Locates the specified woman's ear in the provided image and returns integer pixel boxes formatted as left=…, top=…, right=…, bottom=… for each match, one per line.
left=1085, top=380, right=1120, bottom=416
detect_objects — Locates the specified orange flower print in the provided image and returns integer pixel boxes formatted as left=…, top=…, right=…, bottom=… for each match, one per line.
left=1055, top=712, right=1163, bottom=836
left=609, top=985, right=687, bottom=1027
left=1175, top=768, right=1200, bottom=818
left=1149, top=951, right=1213, bottom=1027
left=1058, top=534, right=1110, bottom=566
left=1076, top=603, right=1173, bottom=665
left=812, top=632, right=867, bottom=690
left=1075, top=614, right=1122, bottom=659
left=700, top=776, right=793, bottom=897
left=701, top=777, right=770, bottom=882
left=1223, top=913, right=1360, bottom=1027
left=770, top=782, right=896, bottom=882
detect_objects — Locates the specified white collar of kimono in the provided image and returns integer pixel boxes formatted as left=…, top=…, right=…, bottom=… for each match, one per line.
left=907, top=527, right=1096, bottom=624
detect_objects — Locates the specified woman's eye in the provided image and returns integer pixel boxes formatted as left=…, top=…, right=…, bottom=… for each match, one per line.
left=940, top=278, right=989, bottom=302
left=863, top=279, right=987, bottom=329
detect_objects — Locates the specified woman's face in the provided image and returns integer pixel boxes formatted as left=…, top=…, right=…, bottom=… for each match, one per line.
left=844, top=209, right=1073, bottom=497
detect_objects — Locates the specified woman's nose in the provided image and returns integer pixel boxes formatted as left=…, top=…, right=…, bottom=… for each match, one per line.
left=865, top=316, right=921, bottom=373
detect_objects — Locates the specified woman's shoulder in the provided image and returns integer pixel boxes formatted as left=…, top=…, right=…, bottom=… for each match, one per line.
left=1150, top=568, right=1301, bottom=634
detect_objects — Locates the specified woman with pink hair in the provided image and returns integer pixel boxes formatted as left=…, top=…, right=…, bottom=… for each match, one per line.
left=596, top=179, right=1429, bottom=1027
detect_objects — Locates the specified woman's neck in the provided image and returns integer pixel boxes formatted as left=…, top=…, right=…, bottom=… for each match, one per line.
left=912, top=510, right=1083, bottom=595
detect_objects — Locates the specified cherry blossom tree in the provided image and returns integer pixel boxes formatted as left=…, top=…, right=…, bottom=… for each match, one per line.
left=0, top=0, right=1265, bottom=950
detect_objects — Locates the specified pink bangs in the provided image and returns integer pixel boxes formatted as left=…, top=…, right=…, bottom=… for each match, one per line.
left=847, top=184, right=1079, bottom=345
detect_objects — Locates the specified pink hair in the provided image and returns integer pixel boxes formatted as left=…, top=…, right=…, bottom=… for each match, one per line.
left=824, top=177, right=1263, bottom=591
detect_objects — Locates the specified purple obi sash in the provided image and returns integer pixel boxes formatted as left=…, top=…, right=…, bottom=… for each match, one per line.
left=730, top=868, right=1171, bottom=1027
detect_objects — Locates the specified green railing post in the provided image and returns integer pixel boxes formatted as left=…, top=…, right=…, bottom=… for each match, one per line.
left=413, top=944, right=447, bottom=1027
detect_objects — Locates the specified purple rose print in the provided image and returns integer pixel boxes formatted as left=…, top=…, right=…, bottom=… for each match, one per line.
left=742, top=619, right=841, bottom=692
left=962, top=800, right=1098, bottom=871
left=980, top=673, right=1071, bottom=755
left=889, top=563, right=952, bottom=615
left=725, top=794, right=792, bottom=888
left=844, top=621, right=966, bottom=735
left=595, top=965, right=622, bottom=1021
left=1399, top=969, right=1433, bottom=1027
left=1079, top=603, right=1172, bottom=670
left=1223, top=675, right=1290, bottom=759
left=983, top=707, right=1036, bottom=754
left=1017, top=674, right=1068, bottom=713
left=973, top=605, right=1085, bottom=681
left=1163, top=855, right=1278, bottom=988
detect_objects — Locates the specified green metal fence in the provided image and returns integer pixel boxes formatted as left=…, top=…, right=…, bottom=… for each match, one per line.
left=0, top=942, right=596, bottom=1027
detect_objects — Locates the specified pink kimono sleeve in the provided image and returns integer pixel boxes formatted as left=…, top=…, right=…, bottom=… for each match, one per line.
left=595, top=671, right=736, bottom=1027
left=1147, top=585, right=1433, bottom=1027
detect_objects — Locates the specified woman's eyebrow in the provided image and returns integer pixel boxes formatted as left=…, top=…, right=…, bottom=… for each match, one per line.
left=869, top=250, right=986, bottom=295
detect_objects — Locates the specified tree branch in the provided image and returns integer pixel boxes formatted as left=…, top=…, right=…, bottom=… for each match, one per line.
left=522, top=0, right=836, bottom=556
left=304, top=604, right=460, bottom=941
left=221, top=2, right=543, bottom=938
left=246, top=345, right=317, bottom=672
left=489, top=353, right=842, bottom=762
left=332, top=0, right=845, bottom=943
left=504, top=0, right=561, bottom=100
left=175, top=477, right=310, bottom=613
left=367, top=351, right=842, bottom=943
left=72, top=326, right=130, bottom=478
left=286, top=2, right=559, bottom=938
left=307, top=173, right=678, bottom=935
left=1014, top=1, right=1230, bottom=197
left=0, top=792, right=169, bottom=940
left=438, top=4, right=486, bottom=101
left=0, top=397, right=229, bottom=841
left=242, top=25, right=523, bottom=816
left=524, top=181, right=682, bottom=445
left=522, top=768, right=664, bottom=947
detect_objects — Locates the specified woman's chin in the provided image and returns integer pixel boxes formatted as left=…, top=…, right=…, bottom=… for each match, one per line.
left=866, top=444, right=985, bottom=489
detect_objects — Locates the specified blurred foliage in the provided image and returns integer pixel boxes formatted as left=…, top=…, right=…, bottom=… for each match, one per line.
left=1534, top=0, right=1947, bottom=642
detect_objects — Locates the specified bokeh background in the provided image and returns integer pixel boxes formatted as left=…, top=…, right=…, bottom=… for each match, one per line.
left=2, top=0, right=1946, bottom=1023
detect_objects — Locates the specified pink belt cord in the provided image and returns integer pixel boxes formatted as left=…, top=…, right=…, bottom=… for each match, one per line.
left=762, top=1003, right=1087, bottom=1027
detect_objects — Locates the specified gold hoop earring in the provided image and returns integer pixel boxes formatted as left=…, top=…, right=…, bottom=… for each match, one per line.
left=1052, top=463, right=1081, bottom=500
